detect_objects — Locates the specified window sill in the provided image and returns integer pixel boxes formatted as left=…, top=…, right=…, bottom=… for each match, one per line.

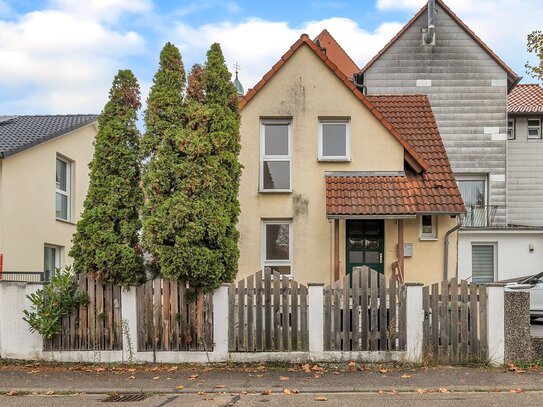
left=318, top=157, right=351, bottom=162
left=419, top=237, right=438, bottom=241
left=259, top=189, right=293, bottom=194
left=56, top=218, right=76, bottom=226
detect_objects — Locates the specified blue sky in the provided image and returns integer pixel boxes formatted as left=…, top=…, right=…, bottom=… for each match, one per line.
left=0, top=0, right=541, bottom=114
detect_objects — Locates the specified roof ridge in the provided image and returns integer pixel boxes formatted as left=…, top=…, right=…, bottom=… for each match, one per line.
left=360, top=0, right=518, bottom=82
left=240, top=34, right=429, bottom=173
left=313, top=29, right=359, bottom=72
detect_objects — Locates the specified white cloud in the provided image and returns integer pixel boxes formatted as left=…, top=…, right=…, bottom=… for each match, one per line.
left=376, top=0, right=424, bottom=10
left=172, top=17, right=404, bottom=91
left=0, top=1, right=147, bottom=113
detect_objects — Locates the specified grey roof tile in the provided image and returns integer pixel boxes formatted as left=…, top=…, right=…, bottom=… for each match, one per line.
left=0, top=114, right=97, bottom=158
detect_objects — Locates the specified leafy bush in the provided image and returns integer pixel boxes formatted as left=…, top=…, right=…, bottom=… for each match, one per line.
left=23, top=266, right=88, bottom=340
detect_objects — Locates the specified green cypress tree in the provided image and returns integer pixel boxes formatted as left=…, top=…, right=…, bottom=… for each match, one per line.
left=70, top=70, right=144, bottom=286
left=141, top=43, right=190, bottom=279
left=196, top=43, right=242, bottom=288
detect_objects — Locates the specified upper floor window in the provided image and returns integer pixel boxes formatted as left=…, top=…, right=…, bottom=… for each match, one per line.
left=528, top=119, right=541, bottom=139
left=507, top=119, right=515, bottom=140
left=420, top=215, right=437, bottom=239
left=56, top=156, right=71, bottom=221
left=318, top=119, right=351, bottom=161
left=261, top=120, right=291, bottom=192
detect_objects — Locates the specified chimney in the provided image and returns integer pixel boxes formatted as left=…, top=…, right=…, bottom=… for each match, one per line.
left=424, top=0, right=436, bottom=45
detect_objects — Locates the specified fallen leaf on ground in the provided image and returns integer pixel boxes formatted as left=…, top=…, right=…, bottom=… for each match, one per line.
left=257, top=365, right=266, bottom=371
left=215, top=385, right=226, bottom=388
left=315, top=396, right=327, bottom=401
left=379, top=368, right=389, bottom=373
left=176, top=385, right=185, bottom=390
left=95, top=367, right=106, bottom=372
left=196, top=391, right=206, bottom=395
left=168, top=366, right=179, bottom=372
left=279, top=376, right=289, bottom=381
left=261, top=390, right=271, bottom=395
left=152, top=376, right=160, bottom=380
left=283, top=388, right=291, bottom=395
left=129, top=376, right=135, bottom=380
left=438, top=388, right=449, bottom=393
left=401, top=374, right=411, bottom=379
left=46, top=391, right=55, bottom=395
left=188, top=374, right=199, bottom=380
left=415, top=388, right=427, bottom=394
left=240, top=390, right=248, bottom=395
left=302, top=364, right=311, bottom=373
left=5, top=391, right=18, bottom=396
left=290, top=389, right=300, bottom=394
left=509, top=388, right=524, bottom=394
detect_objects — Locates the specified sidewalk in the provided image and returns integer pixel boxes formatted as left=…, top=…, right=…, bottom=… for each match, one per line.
left=1, top=362, right=542, bottom=395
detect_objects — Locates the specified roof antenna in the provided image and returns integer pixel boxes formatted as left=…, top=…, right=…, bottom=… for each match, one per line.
left=424, top=0, right=436, bottom=45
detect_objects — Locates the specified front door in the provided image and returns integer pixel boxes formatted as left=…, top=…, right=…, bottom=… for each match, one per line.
left=346, top=220, right=384, bottom=274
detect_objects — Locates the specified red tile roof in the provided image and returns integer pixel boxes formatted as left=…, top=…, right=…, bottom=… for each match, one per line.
left=240, top=34, right=429, bottom=173
left=314, top=29, right=359, bottom=79
left=508, top=84, right=543, bottom=114
left=326, top=95, right=465, bottom=217
left=359, top=0, right=518, bottom=85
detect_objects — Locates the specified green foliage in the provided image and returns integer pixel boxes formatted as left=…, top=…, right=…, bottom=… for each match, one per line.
left=526, top=31, right=543, bottom=82
left=23, top=266, right=88, bottom=340
left=141, top=42, right=242, bottom=290
left=70, top=70, right=145, bottom=286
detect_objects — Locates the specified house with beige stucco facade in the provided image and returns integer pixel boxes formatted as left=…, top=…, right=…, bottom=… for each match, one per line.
left=237, top=32, right=465, bottom=286
left=0, top=115, right=97, bottom=281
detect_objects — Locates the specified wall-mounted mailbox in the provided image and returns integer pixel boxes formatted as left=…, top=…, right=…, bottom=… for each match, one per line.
left=404, top=243, right=413, bottom=257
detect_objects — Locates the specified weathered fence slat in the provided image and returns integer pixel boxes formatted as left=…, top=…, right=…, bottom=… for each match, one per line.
left=264, top=268, right=272, bottom=351
left=247, top=275, right=254, bottom=352
left=360, top=268, right=369, bottom=351
left=281, top=276, right=289, bottom=351
left=324, top=287, right=332, bottom=351
left=460, top=280, right=469, bottom=363
left=342, top=276, right=350, bottom=351
left=238, top=279, right=245, bottom=351
left=300, top=284, right=308, bottom=352
left=352, top=270, right=360, bottom=352
left=450, top=278, right=459, bottom=362
left=290, top=279, right=299, bottom=351
left=273, top=272, right=281, bottom=351
left=255, top=275, right=263, bottom=352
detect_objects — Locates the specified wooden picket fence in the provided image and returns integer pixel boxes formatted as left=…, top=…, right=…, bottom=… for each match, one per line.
left=44, top=275, right=123, bottom=351
left=422, top=278, right=488, bottom=364
left=229, top=269, right=309, bottom=352
left=323, top=266, right=406, bottom=352
left=136, top=278, right=213, bottom=352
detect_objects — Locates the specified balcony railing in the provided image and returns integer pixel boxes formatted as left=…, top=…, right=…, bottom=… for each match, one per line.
left=461, top=205, right=499, bottom=228
left=0, top=271, right=45, bottom=282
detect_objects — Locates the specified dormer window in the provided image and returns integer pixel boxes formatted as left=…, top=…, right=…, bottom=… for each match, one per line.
left=318, top=118, right=351, bottom=161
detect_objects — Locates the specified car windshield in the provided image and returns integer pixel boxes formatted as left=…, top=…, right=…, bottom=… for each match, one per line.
left=522, top=272, right=543, bottom=284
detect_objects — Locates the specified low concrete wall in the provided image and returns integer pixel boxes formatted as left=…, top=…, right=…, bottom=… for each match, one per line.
left=0, top=282, right=44, bottom=360
left=531, top=337, right=543, bottom=361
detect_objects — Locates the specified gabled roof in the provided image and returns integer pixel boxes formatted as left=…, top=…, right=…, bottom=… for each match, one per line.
left=360, top=0, right=518, bottom=86
left=240, top=34, right=429, bottom=173
left=0, top=114, right=97, bottom=158
left=508, top=84, right=543, bottom=114
left=326, top=95, right=465, bottom=216
left=314, top=29, right=359, bottom=79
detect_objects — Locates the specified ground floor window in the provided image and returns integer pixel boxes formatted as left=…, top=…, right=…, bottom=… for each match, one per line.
left=471, top=243, right=495, bottom=283
left=420, top=215, right=437, bottom=239
left=262, top=220, right=292, bottom=275
left=44, top=244, right=61, bottom=281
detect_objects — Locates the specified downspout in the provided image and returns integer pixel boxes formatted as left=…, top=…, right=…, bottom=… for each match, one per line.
left=444, top=218, right=462, bottom=280
left=424, top=0, right=436, bottom=44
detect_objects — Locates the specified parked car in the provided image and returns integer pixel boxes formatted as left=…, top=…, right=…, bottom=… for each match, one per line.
left=504, top=272, right=543, bottom=321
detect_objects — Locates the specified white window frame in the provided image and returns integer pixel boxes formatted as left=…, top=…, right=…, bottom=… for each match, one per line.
left=318, top=118, right=351, bottom=161
left=55, top=155, right=72, bottom=221
left=261, top=220, right=293, bottom=277
left=527, top=118, right=541, bottom=139
left=471, top=242, right=498, bottom=283
left=44, top=244, right=61, bottom=280
left=507, top=119, right=515, bottom=140
left=260, top=120, right=292, bottom=192
left=419, top=215, right=437, bottom=240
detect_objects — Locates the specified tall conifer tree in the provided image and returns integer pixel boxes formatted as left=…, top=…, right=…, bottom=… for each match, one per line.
left=70, top=70, right=144, bottom=285
left=141, top=43, right=190, bottom=280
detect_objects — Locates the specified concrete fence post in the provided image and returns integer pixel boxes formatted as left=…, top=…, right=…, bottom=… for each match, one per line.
left=121, top=287, right=138, bottom=362
left=308, top=283, right=324, bottom=354
left=0, top=282, right=43, bottom=359
left=405, top=283, right=424, bottom=363
left=486, top=284, right=505, bottom=365
left=212, top=284, right=230, bottom=361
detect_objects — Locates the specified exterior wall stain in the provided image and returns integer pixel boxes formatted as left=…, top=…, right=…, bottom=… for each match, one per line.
left=292, top=193, right=309, bottom=217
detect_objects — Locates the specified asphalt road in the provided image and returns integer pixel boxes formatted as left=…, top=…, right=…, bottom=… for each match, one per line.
left=1, top=392, right=542, bottom=406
